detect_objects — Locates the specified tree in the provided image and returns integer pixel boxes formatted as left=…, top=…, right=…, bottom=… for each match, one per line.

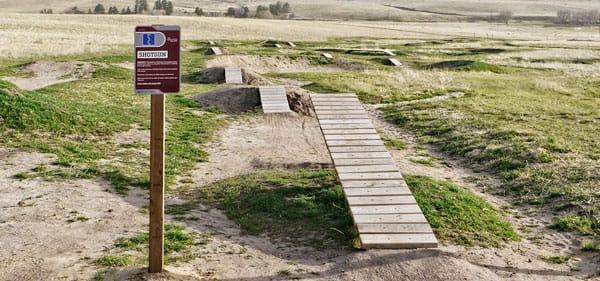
left=194, top=7, right=203, bottom=16
left=497, top=11, right=513, bottom=24
left=256, top=5, right=271, bottom=18
left=164, top=1, right=174, bottom=15
left=226, top=7, right=236, bottom=17
left=154, top=0, right=162, bottom=10
left=135, top=0, right=148, bottom=13
left=282, top=2, right=291, bottom=13
left=40, top=8, right=53, bottom=14
left=94, top=3, right=106, bottom=14
left=126, top=6, right=132, bottom=14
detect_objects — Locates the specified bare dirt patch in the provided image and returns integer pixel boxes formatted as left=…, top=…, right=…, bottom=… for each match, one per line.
left=188, top=87, right=261, bottom=114
left=3, top=61, right=97, bottom=90
left=0, top=148, right=147, bottom=281
left=206, top=55, right=356, bottom=74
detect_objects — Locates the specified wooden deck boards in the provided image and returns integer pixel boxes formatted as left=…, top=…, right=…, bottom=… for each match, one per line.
left=259, top=86, right=291, bottom=113
left=224, top=67, right=243, bottom=84
left=311, top=93, right=437, bottom=249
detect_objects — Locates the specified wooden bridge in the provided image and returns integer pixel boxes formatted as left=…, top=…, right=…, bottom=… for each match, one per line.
left=310, top=93, right=438, bottom=249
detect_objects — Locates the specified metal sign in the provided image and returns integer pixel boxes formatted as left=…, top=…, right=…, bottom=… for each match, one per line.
left=134, top=25, right=180, bottom=94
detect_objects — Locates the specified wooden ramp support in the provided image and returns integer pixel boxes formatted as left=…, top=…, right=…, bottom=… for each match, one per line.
left=208, top=47, right=222, bottom=55
left=322, top=53, right=334, bottom=59
left=259, top=86, right=291, bottom=113
left=311, top=93, right=438, bottom=249
left=224, top=67, right=243, bottom=84
left=387, top=58, right=402, bottom=67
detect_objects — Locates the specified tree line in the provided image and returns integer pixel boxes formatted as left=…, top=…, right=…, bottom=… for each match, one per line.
left=225, top=1, right=293, bottom=19
left=556, top=9, right=600, bottom=26
left=40, top=0, right=174, bottom=15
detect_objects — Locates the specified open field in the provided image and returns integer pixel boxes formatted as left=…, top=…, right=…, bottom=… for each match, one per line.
left=0, top=11, right=599, bottom=281
left=2, top=0, right=599, bottom=19
left=1, top=13, right=599, bottom=59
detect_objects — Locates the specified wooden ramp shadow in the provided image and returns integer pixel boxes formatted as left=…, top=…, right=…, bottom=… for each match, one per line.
left=259, top=86, right=291, bottom=113
left=224, top=67, right=243, bottom=84
left=311, top=93, right=438, bottom=249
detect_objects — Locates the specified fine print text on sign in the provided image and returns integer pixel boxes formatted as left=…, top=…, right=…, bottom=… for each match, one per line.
left=134, top=25, right=180, bottom=94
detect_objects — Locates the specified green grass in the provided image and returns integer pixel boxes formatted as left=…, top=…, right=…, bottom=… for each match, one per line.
left=0, top=47, right=222, bottom=194
left=383, top=67, right=600, bottom=236
left=581, top=240, right=600, bottom=251
left=542, top=255, right=570, bottom=264
left=184, top=170, right=357, bottom=248
left=115, top=224, right=196, bottom=254
left=96, top=255, right=136, bottom=267
left=405, top=175, right=520, bottom=247
left=382, top=137, right=407, bottom=150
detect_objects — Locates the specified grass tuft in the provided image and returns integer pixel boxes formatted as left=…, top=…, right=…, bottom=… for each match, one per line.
left=405, top=175, right=520, bottom=247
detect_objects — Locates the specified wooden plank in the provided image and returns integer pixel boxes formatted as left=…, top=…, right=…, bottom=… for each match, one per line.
left=342, top=179, right=407, bottom=188
left=311, top=93, right=356, bottom=97
left=333, top=158, right=395, bottom=166
left=357, top=224, right=433, bottom=234
left=260, top=86, right=291, bottom=114
left=320, top=124, right=374, bottom=130
left=314, top=110, right=366, bottom=115
left=149, top=95, right=165, bottom=273
left=322, top=129, right=378, bottom=135
left=360, top=234, right=438, bottom=249
left=330, top=152, right=391, bottom=159
left=326, top=140, right=385, bottom=147
left=343, top=187, right=413, bottom=196
left=338, top=172, right=404, bottom=181
left=318, top=119, right=372, bottom=124
left=350, top=204, right=422, bottom=215
left=224, top=67, right=243, bottom=84
left=322, top=53, right=333, bottom=59
left=347, top=196, right=417, bottom=206
left=328, top=146, right=388, bottom=153
left=324, top=134, right=380, bottom=140
left=317, top=114, right=370, bottom=119
left=314, top=105, right=364, bottom=110
left=387, top=58, right=402, bottom=66
left=354, top=213, right=428, bottom=224
left=336, top=165, right=398, bottom=173
left=312, top=102, right=362, bottom=107
left=311, top=98, right=360, bottom=102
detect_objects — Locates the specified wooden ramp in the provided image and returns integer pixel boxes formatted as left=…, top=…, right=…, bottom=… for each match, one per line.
left=208, top=47, right=222, bottom=55
left=310, top=93, right=438, bottom=249
left=224, top=67, right=243, bottom=84
left=387, top=58, right=402, bottom=67
left=259, top=86, right=291, bottom=113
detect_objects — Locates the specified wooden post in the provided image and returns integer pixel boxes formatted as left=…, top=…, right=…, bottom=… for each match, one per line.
left=149, top=94, right=165, bottom=273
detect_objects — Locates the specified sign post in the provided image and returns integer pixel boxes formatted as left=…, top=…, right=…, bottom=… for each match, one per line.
left=134, top=25, right=181, bottom=273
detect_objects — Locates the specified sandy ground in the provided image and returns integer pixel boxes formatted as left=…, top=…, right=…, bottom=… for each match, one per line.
left=3, top=61, right=97, bottom=90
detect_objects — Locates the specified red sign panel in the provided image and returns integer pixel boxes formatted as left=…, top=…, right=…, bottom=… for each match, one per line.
left=135, top=25, right=180, bottom=94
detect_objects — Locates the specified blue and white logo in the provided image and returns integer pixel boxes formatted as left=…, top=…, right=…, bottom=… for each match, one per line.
left=143, top=33, right=155, bottom=46
left=135, top=32, right=166, bottom=47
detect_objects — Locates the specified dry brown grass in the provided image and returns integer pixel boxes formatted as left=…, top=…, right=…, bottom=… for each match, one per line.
left=2, top=13, right=599, bottom=59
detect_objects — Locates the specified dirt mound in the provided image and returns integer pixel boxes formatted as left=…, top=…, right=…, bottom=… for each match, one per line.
left=185, top=67, right=226, bottom=84
left=421, top=60, right=475, bottom=70
left=206, top=55, right=360, bottom=74
left=188, top=87, right=260, bottom=114
left=241, top=69, right=272, bottom=86
left=286, top=86, right=316, bottom=117
left=3, top=61, right=97, bottom=90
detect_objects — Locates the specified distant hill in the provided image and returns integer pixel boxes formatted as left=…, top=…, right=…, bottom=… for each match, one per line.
left=0, top=0, right=597, bottom=21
